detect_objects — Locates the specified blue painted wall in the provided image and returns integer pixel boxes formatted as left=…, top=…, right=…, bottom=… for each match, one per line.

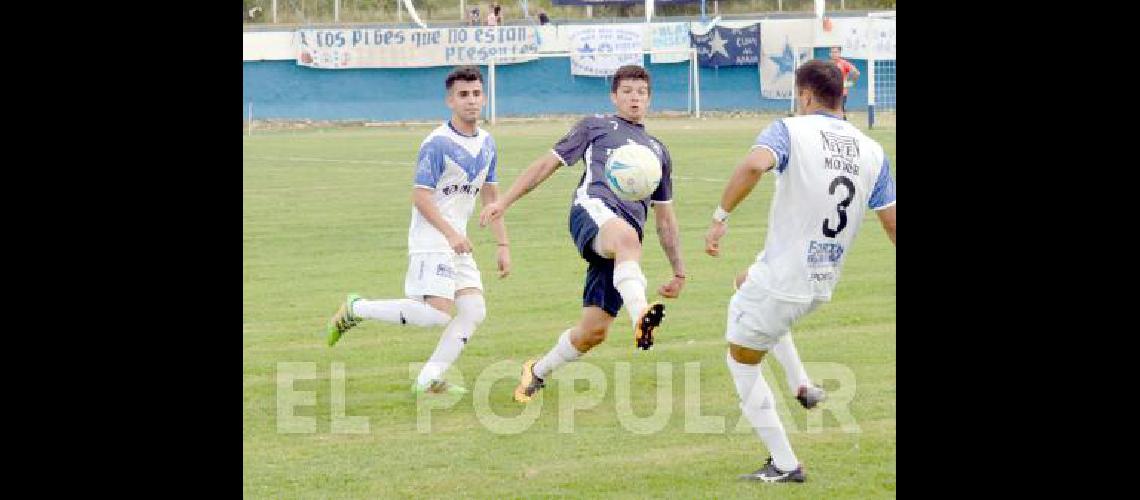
left=243, top=55, right=875, bottom=121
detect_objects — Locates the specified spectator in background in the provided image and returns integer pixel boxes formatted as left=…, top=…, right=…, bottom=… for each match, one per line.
left=468, top=7, right=480, bottom=26
left=538, top=9, right=550, bottom=25
left=829, top=46, right=860, bottom=121
left=487, top=5, right=501, bottom=26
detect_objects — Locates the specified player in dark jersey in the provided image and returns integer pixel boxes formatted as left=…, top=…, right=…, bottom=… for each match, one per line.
left=479, top=65, right=687, bottom=403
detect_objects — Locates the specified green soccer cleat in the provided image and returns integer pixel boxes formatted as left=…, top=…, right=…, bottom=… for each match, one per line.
left=326, top=293, right=362, bottom=346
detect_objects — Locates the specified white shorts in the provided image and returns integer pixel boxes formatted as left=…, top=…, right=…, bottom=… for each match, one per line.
left=404, top=252, right=483, bottom=299
left=724, top=290, right=823, bottom=351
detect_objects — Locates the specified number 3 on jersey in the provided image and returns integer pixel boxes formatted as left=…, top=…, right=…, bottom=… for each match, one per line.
left=822, top=176, right=855, bottom=238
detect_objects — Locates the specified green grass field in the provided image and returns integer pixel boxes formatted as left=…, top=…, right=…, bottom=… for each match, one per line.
left=243, top=115, right=896, bottom=498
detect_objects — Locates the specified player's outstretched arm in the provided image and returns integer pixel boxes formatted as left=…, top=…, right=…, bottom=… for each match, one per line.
left=413, top=187, right=472, bottom=254
left=480, top=183, right=512, bottom=278
left=479, top=152, right=562, bottom=226
left=652, top=202, right=686, bottom=298
left=704, top=147, right=775, bottom=257
left=876, top=204, right=895, bottom=246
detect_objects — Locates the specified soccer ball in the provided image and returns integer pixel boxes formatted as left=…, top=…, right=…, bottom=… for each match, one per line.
left=604, top=143, right=662, bottom=201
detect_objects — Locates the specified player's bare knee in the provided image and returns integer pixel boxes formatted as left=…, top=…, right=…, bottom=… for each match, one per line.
left=729, top=343, right=764, bottom=365
left=579, top=325, right=608, bottom=348
left=599, top=220, right=640, bottom=258
left=582, top=331, right=607, bottom=349
left=612, top=233, right=642, bottom=261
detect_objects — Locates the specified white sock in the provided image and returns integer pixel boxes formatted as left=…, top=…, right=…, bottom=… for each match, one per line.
left=771, top=334, right=811, bottom=393
left=415, top=295, right=485, bottom=387
left=727, top=351, right=799, bottom=472
left=612, top=260, right=648, bottom=327
left=352, top=298, right=451, bottom=327
left=533, top=329, right=582, bottom=379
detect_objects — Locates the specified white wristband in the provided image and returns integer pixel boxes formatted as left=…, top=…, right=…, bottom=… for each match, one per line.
left=713, top=206, right=730, bottom=223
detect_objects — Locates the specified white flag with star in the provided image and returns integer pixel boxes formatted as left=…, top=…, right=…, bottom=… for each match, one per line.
left=759, top=19, right=814, bottom=99
left=567, top=25, right=644, bottom=77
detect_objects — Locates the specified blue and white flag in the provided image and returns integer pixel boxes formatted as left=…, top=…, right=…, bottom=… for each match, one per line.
left=690, top=24, right=758, bottom=68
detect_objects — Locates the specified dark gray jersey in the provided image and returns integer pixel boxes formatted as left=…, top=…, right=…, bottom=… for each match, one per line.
left=551, top=114, right=673, bottom=235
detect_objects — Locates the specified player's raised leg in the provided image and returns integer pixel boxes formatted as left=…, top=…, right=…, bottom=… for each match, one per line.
left=327, top=293, right=452, bottom=346
left=593, top=218, right=664, bottom=349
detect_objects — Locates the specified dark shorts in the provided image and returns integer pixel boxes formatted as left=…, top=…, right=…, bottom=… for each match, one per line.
left=568, top=203, right=643, bottom=317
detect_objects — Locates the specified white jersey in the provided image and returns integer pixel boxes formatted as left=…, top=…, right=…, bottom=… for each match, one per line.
left=746, top=112, right=896, bottom=302
left=408, top=121, right=498, bottom=254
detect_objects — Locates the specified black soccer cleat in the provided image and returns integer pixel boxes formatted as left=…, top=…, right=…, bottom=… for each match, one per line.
left=635, top=302, right=665, bottom=350
left=796, top=384, right=827, bottom=410
left=738, top=457, right=806, bottom=483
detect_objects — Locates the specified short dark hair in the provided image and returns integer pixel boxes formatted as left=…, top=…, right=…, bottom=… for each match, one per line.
left=611, top=65, right=651, bottom=94
left=445, top=66, right=483, bottom=90
left=794, top=60, right=843, bottom=109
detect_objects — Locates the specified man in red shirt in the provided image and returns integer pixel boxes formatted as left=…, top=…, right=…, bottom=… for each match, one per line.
left=830, top=46, right=860, bottom=120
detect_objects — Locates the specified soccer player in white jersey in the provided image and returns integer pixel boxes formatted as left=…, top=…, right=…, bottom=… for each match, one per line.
left=324, top=66, right=511, bottom=396
left=704, top=60, right=896, bottom=483
left=479, top=65, right=686, bottom=403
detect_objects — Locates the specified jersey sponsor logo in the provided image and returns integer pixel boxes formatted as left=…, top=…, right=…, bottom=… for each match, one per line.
left=806, top=240, right=845, bottom=266
left=820, top=131, right=859, bottom=157
left=823, top=156, right=860, bottom=175
left=440, top=184, right=482, bottom=196
left=809, top=271, right=835, bottom=282
left=820, top=131, right=861, bottom=175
